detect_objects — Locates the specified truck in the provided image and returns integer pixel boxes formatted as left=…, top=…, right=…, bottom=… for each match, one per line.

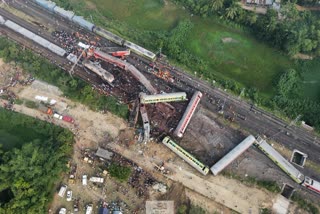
left=58, top=185, right=67, bottom=197
left=89, top=177, right=104, bottom=183
left=38, top=105, right=53, bottom=115
left=62, top=115, right=74, bottom=124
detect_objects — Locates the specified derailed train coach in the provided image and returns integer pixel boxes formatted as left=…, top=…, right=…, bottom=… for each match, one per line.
left=93, top=27, right=124, bottom=46
left=123, top=41, right=156, bottom=61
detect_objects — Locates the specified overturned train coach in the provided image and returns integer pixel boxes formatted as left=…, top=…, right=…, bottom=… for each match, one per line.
left=162, top=136, right=210, bottom=175
left=33, top=0, right=156, bottom=60
left=254, top=137, right=320, bottom=195
left=83, top=61, right=115, bottom=83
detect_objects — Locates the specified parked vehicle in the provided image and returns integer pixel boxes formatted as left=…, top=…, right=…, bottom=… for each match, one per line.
left=62, top=115, right=74, bottom=123
left=82, top=175, right=87, bottom=186
left=59, top=208, right=67, bottom=214
left=58, top=185, right=67, bottom=197
left=66, top=190, right=72, bottom=201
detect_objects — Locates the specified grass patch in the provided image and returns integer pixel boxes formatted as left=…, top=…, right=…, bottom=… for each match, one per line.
left=108, top=163, right=132, bottom=182
left=222, top=171, right=281, bottom=193
left=291, top=192, right=319, bottom=214
left=300, top=59, right=320, bottom=100
left=14, top=99, right=23, bottom=105
left=24, top=100, right=38, bottom=109
left=86, top=0, right=187, bottom=31
left=184, top=17, right=292, bottom=98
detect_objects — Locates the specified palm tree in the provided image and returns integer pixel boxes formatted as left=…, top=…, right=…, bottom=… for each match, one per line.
left=225, top=2, right=241, bottom=20
left=211, top=0, right=224, bottom=11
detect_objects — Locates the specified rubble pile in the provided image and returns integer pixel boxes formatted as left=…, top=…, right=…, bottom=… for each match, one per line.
left=112, top=153, right=156, bottom=198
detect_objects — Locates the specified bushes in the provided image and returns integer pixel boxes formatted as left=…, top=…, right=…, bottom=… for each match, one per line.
left=221, top=171, right=281, bottom=193
left=24, top=100, right=38, bottom=109
left=108, top=163, right=132, bottom=182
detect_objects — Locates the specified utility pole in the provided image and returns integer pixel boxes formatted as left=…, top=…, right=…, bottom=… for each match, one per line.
left=69, top=49, right=87, bottom=77
left=218, top=98, right=226, bottom=115
left=238, top=88, right=245, bottom=99
left=266, top=114, right=302, bottom=140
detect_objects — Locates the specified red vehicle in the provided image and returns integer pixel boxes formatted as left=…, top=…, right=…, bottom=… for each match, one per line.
left=62, top=115, right=74, bottom=124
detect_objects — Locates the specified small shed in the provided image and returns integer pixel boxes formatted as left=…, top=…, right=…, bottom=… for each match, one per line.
left=95, top=148, right=113, bottom=160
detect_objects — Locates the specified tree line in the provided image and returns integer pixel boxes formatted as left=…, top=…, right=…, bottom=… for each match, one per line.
left=0, top=109, right=74, bottom=213
left=174, top=0, right=320, bottom=57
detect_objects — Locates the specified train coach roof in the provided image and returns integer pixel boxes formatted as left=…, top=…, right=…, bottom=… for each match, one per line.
left=35, top=0, right=56, bottom=11
left=140, top=92, right=187, bottom=100
left=54, top=6, right=74, bottom=20
left=72, top=16, right=95, bottom=31
left=210, top=135, right=256, bottom=175
left=124, top=41, right=156, bottom=59
left=0, top=15, right=5, bottom=24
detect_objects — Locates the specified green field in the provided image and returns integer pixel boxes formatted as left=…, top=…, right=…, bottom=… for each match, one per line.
left=0, top=108, right=57, bottom=150
left=301, top=59, right=320, bottom=100
left=87, top=0, right=188, bottom=30
left=184, top=17, right=292, bottom=96
left=66, top=0, right=318, bottom=98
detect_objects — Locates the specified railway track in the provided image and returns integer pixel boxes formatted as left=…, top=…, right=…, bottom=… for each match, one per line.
left=2, top=0, right=320, bottom=170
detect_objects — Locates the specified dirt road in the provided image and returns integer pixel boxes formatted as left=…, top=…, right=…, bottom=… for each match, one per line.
left=2, top=81, right=280, bottom=213
left=108, top=142, right=274, bottom=213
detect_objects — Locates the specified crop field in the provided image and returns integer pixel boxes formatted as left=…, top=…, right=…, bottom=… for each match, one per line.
left=69, top=0, right=318, bottom=98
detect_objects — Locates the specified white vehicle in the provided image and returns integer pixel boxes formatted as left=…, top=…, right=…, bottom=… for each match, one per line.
left=58, top=185, right=67, bottom=197
left=86, top=204, right=93, bottom=214
left=82, top=175, right=87, bottom=186
left=53, top=113, right=63, bottom=120
left=66, top=190, right=72, bottom=201
left=59, top=208, right=67, bottom=214
left=89, top=177, right=104, bottom=183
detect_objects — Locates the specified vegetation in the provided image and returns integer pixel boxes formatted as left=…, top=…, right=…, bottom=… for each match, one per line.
left=292, top=192, right=319, bottom=214
left=0, top=109, right=74, bottom=213
left=222, top=171, right=281, bottom=193
left=24, top=100, right=38, bottom=109
left=260, top=208, right=272, bottom=214
left=14, top=99, right=23, bottom=105
left=189, top=205, right=206, bottom=214
left=177, top=204, right=188, bottom=214
left=0, top=37, right=128, bottom=119
left=175, top=0, right=320, bottom=56
left=108, top=163, right=132, bottom=182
